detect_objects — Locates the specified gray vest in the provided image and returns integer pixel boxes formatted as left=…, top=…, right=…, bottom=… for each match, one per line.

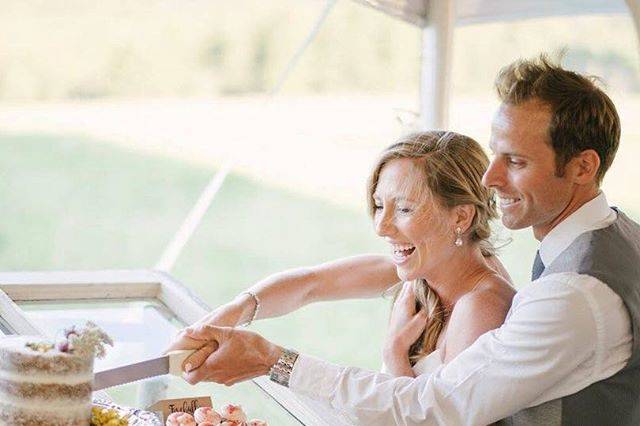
left=498, top=209, right=640, bottom=426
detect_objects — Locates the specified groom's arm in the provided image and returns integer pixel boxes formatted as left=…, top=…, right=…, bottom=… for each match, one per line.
left=288, top=275, right=629, bottom=425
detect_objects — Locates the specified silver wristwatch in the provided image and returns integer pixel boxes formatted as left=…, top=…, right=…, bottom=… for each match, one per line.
left=268, top=348, right=299, bottom=388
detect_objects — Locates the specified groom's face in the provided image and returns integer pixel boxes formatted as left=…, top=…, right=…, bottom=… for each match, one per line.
left=483, top=99, right=575, bottom=240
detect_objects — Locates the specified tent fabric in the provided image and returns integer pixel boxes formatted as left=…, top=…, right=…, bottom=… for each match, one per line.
left=352, top=0, right=428, bottom=26
left=354, top=0, right=632, bottom=27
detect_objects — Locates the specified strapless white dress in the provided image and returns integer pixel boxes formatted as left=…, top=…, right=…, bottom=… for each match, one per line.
left=381, top=348, right=444, bottom=375
left=412, top=348, right=444, bottom=375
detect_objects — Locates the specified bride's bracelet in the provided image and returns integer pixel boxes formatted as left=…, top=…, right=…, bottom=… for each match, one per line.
left=238, top=291, right=261, bottom=327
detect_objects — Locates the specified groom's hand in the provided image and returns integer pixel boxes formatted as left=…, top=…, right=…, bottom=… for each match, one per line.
left=165, top=299, right=253, bottom=355
left=181, top=324, right=284, bottom=386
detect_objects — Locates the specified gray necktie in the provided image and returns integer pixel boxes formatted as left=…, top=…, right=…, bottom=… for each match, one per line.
left=531, top=250, right=545, bottom=281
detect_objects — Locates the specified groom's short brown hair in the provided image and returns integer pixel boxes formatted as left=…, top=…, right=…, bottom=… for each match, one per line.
left=495, top=54, right=620, bottom=185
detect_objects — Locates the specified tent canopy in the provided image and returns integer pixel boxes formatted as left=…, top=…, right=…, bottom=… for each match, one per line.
left=354, top=0, right=632, bottom=27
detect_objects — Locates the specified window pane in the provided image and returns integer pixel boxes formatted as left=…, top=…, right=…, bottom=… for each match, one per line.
left=0, top=316, right=14, bottom=335
left=19, top=299, right=181, bottom=369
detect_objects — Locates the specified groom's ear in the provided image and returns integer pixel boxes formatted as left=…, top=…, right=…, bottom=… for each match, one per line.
left=567, top=149, right=600, bottom=185
left=453, top=204, right=476, bottom=233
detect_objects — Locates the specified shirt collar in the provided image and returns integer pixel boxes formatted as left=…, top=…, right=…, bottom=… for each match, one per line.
left=538, top=192, right=615, bottom=267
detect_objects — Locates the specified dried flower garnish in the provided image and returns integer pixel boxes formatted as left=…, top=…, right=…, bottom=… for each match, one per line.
left=25, top=322, right=112, bottom=358
left=25, top=342, right=54, bottom=353
left=64, top=325, right=79, bottom=339
left=56, top=340, right=70, bottom=353
left=67, top=321, right=113, bottom=358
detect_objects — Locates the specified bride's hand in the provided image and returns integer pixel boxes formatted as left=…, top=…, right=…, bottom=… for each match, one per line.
left=165, top=295, right=254, bottom=357
left=383, top=282, right=427, bottom=376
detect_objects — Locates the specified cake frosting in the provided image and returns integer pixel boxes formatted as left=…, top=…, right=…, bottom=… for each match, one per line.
left=0, top=322, right=112, bottom=426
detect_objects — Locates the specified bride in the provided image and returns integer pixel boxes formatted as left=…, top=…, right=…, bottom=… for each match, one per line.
left=169, top=131, right=515, bottom=378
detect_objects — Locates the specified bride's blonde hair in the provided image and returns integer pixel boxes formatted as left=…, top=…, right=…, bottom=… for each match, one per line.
left=367, top=131, right=497, bottom=363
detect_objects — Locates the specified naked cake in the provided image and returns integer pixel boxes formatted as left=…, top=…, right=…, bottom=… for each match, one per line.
left=0, top=322, right=112, bottom=426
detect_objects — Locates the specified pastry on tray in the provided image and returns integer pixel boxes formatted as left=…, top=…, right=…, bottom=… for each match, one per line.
left=92, top=398, right=162, bottom=426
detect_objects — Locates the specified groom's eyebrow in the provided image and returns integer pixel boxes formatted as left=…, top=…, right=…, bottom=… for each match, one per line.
left=503, top=150, right=531, bottom=159
left=488, top=141, right=530, bottom=159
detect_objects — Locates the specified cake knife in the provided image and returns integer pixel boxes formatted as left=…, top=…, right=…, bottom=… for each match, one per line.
left=93, top=349, right=195, bottom=390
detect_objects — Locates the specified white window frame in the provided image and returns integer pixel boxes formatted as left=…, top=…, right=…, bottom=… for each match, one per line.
left=0, top=270, right=329, bottom=426
left=0, top=270, right=208, bottom=332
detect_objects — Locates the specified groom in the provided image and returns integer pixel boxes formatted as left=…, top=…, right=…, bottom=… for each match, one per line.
left=174, top=55, right=640, bottom=425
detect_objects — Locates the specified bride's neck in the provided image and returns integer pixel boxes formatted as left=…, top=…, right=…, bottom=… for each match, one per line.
left=423, top=245, right=492, bottom=310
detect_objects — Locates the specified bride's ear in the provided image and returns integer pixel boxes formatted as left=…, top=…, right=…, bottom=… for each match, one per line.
left=452, top=204, right=476, bottom=234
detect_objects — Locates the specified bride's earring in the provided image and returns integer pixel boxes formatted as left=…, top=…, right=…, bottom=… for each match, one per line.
left=455, top=227, right=463, bottom=247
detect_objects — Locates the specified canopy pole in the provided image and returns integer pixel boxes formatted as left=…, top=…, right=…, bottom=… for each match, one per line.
left=154, top=0, right=338, bottom=273
left=155, top=161, right=232, bottom=272
left=625, top=0, right=640, bottom=61
left=419, top=0, right=455, bottom=130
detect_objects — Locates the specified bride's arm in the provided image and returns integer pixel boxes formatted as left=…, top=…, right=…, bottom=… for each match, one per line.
left=168, top=254, right=398, bottom=350
left=236, top=254, right=398, bottom=323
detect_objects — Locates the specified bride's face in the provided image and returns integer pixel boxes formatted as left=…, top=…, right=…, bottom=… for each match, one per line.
left=372, top=158, right=456, bottom=281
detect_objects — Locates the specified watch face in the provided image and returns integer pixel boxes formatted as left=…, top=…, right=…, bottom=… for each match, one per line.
left=269, top=351, right=299, bottom=388
left=269, top=368, right=290, bottom=387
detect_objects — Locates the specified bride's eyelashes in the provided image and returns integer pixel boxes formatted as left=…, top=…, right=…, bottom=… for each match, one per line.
left=397, top=205, right=413, bottom=214
left=372, top=201, right=415, bottom=215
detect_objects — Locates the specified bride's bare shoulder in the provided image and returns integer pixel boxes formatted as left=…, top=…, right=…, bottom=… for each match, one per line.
left=442, top=274, right=515, bottom=362
left=461, top=272, right=515, bottom=320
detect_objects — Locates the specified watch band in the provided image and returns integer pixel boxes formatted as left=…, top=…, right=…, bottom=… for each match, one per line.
left=268, top=348, right=299, bottom=388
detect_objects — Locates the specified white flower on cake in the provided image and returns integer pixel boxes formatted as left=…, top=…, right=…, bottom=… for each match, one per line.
left=61, top=321, right=113, bottom=358
left=220, top=404, right=247, bottom=423
left=166, top=411, right=196, bottom=426
left=194, top=407, right=221, bottom=425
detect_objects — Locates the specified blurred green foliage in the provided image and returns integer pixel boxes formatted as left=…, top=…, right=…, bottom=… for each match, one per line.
left=1, top=1, right=638, bottom=100
left=0, top=0, right=422, bottom=99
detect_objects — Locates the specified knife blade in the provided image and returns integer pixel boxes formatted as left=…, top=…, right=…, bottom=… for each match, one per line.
left=93, top=349, right=194, bottom=391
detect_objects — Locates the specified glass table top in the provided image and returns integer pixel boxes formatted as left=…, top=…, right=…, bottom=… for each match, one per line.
left=18, top=299, right=304, bottom=425
left=0, top=315, right=13, bottom=335
left=20, top=299, right=181, bottom=370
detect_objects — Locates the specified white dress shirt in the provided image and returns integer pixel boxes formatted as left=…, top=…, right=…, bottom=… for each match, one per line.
left=288, top=192, right=633, bottom=426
